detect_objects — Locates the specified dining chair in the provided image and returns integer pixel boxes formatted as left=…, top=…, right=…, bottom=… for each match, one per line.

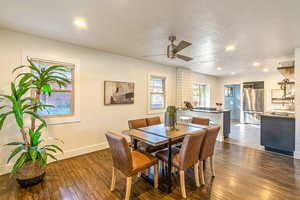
left=191, top=117, right=210, bottom=126
left=155, top=130, right=206, bottom=198
left=128, top=119, right=166, bottom=153
left=105, top=131, right=158, bottom=200
left=198, top=126, right=221, bottom=185
left=146, top=116, right=161, bottom=126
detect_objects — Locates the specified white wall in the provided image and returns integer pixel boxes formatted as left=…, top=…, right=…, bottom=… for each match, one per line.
left=294, top=48, right=300, bottom=159
left=217, top=72, right=284, bottom=112
left=0, top=29, right=179, bottom=174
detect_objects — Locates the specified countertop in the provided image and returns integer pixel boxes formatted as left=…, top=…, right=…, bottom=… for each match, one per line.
left=261, top=112, right=295, bottom=119
left=178, top=108, right=230, bottom=114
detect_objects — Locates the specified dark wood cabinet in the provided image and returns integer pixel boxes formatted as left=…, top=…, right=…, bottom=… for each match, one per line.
left=261, top=115, right=295, bottom=156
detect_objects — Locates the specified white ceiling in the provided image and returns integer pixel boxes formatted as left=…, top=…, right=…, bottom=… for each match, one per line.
left=0, top=0, right=299, bottom=76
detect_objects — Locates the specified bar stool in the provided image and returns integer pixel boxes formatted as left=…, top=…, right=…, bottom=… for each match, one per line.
left=192, top=117, right=210, bottom=126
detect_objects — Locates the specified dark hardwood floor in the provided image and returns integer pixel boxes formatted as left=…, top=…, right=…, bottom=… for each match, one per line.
left=1, top=142, right=300, bottom=200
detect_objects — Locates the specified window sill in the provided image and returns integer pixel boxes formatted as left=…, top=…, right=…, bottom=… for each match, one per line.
left=45, top=115, right=80, bottom=126
left=148, top=108, right=165, bottom=115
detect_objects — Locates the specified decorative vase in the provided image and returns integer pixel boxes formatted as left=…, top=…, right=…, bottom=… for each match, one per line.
left=165, top=106, right=177, bottom=130
left=15, top=161, right=45, bottom=188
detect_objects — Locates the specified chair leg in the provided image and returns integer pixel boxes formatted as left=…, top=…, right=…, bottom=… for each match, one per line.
left=179, top=170, right=187, bottom=198
left=125, top=177, right=132, bottom=200
left=172, top=166, right=176, bottom=174
left=194, top=161, right=200, bottom=187
left=210, top=156, right=215, bottom=177
left=159, top=160, right=162, bottom=170
left=110, top=167, right=116, bottom=191
left=154, top=164, right=158, bottom=189
left=200, top=160, right=205, bottom=185
left=145, top=168, right=150, bottom=176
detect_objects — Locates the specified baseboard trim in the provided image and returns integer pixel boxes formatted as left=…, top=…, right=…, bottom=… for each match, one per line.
left=294, top=151, right=300, bottom=160
left=0, top=142, right=109, bottom=176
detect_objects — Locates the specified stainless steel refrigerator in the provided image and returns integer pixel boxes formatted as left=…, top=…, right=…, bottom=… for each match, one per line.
left=243, top=82, right=264, bottom=124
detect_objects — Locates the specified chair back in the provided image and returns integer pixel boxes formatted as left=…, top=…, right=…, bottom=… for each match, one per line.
left=199, top=126, right=220, bottom=161
left=179, top=130, right=206, bottom=169
left=128, top=119, right=147, bottom=129
left=105, top=131, right=133, bottom=176
left=146, top=117, right=161, bottom=126
left=192, top=117, right=210, bottom=126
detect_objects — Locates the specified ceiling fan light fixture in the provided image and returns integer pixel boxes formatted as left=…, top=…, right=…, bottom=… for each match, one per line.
left=166, top=35, right=193, bottom=62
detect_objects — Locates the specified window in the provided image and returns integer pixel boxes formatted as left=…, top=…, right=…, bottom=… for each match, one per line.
left=192, top=83, right=209, bottom=107
left=149, top=76, right=166, bottom=110
left=32, top=59, right=75, bottom=117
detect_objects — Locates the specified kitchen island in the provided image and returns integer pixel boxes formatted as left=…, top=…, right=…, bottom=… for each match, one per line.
left=177, top=108, right=231, bottom=141
left=261, top=113, right=295, bottom=156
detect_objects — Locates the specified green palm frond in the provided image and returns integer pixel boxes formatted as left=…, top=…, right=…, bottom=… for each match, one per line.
left=1, top=57, right=68, bottom=174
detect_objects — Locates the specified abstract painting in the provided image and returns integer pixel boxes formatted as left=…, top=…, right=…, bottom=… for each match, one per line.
left=104, top=81, right=134, bottom=105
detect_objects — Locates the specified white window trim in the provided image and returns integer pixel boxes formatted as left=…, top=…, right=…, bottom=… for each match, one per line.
left=21, top=51, right=81, bottom=125
left=192, top=82, right=211, bottom=107
left=147, top=73, right=167, bottom=114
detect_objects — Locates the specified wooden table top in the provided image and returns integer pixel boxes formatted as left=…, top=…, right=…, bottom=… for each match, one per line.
left=123, top=123, right=207, bottom=146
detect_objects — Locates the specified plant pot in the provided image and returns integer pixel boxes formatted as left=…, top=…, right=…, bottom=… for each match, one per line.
left=15, top=161, right=45, bottom=188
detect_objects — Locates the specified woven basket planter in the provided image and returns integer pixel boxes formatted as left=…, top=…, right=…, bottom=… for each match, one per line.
left=15, top=161, right=45, bottom=188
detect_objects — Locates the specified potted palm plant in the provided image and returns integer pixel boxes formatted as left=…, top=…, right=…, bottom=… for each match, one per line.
left=0, top=58, right=70, bottom=187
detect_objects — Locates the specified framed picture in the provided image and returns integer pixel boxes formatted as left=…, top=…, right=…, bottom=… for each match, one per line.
left=104, top=81, right=134, bottom=105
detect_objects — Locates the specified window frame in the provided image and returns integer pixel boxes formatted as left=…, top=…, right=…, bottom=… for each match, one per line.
left=31, top=58, right=75, bottom=118
left=192, top=83, right=210, bottom=107
left=148, top=74, right=167, bottom=112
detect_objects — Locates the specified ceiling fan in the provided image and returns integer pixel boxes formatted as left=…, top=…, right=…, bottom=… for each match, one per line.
left=167, top=35, right=193, bottom=61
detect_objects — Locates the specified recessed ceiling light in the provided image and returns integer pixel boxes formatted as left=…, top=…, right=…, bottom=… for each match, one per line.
left=225, top=45, right=236, bottom=52
left=262, top=68, right=269, bottom=72
left=231, top=72, right=236, bottom=75
left=253, top=62, right=261, bottom=67
left=74, top=18, right=87, bottom=29
left=217, top=67, right=222, bottom=71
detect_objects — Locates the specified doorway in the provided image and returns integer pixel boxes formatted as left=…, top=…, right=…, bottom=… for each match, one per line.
left=224, top=84, right=262, bottom=149
left=224, top=84, right=241, bottom=121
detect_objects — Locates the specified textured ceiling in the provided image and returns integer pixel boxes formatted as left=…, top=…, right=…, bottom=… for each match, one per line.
left=0, top=0, right=298, bottom=76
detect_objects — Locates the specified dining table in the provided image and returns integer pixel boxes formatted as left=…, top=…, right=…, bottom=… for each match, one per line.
left=122, top=122, right=209, bottom=193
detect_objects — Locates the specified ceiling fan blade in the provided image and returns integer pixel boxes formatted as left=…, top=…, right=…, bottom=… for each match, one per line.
left=176, top=54, right=193, bottom=61
left=174, top=40, right=192, bottom=53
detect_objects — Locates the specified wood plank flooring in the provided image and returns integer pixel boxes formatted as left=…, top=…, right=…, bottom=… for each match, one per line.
left=0, top=142, right=300, bottom=200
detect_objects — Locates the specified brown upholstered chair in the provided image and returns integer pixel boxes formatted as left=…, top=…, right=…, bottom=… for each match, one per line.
left=146, top=116, right=161, bottom=126
left=199, top=126, right=220, bottom=185
left=191, top=117, right=210, bottom=126
left=106, top=131, right=158, bottom=200
left=128, top=119, right=165, bottom=153
left=156, top=130, right=206, bottom=198
left=128, top=119, right=148, bottom=129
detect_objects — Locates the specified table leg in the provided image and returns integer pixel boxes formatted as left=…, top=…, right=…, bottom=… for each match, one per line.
left=167, top=139, right=172, bottom=193
left=133, top=138, right=138, bottom=150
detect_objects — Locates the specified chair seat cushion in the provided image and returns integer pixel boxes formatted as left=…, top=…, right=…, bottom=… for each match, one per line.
left=138, top=142, right=167, bottom=153
left=155, top=147, right=181, bottom=169
left=131, top=151, right=158, bottom=175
